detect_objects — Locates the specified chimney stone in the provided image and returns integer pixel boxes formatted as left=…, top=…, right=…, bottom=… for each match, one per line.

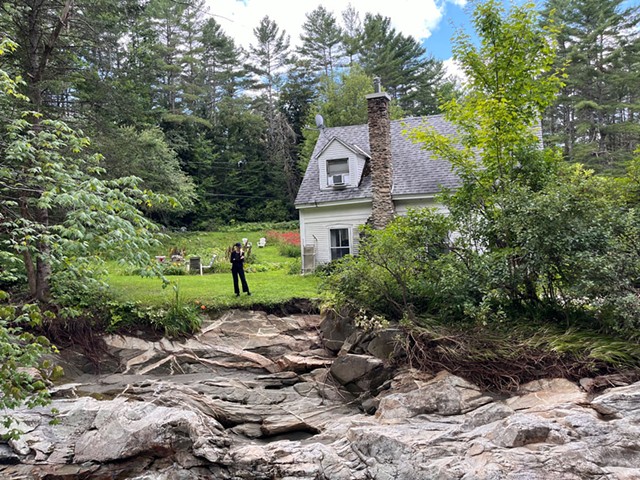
left=366, top=90, right=395, bottom=229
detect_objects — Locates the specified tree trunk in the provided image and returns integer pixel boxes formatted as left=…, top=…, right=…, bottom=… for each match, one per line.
left=19, top=197, right=38, bottom=297
left=19, top=0, right=74, bottom=303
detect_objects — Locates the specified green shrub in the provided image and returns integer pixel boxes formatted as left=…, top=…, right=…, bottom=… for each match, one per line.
left=278, top=243, right=301, bottom=258
left=209, top=261, right=230, bottom=274
left=320, top=209, right=455, bottom=321
left=160, top=284, right=202, bottom=338
left=314, top=261, right=340, bottom=277
left=0, top=291, right=57, bottom=436
left=287, top=258, right=302, bottom=275
left=106, top=284, right=202, bottom=338
left=106, top=300, right=165, bottom=333
left=160, top=263, right=187, bottom=275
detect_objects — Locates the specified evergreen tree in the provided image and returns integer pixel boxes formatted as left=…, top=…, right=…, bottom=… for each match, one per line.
left=358, top=13, right=446, bottom=116
left=247, top=16, right=291, bottom=112
left=200, top=18, right=245, bottom=122
left=297, top=6, right=345, bottom=77
left=247, top=16, right=296, bottom=205
left=341, top=3, right=363, bottom=66
left=0, top=0, right=81, bottom=113
left=542, top=0, right=640, bottom=173
left=143, top=0, right=208, bottom=118
left=73, top=0, right=151, bottom=126
left=278, top=57, right=316, bottom=199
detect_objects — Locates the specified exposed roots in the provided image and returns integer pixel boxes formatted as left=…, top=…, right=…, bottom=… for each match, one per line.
left=40, top=314, right=113, bottom=372
left=392, top=324, right=628, bottom=394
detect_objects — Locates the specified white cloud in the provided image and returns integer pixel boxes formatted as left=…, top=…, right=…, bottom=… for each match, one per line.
left=443, top=57, right=467, bottom=84
left=206, top=0, right=445, bottom=50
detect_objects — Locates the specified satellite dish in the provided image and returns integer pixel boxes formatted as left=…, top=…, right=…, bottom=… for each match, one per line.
left=315, top=114, right=325, bottom=129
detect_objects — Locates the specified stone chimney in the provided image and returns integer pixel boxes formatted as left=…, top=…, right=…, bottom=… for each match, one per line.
left=366, top=78, right=395, bottom=229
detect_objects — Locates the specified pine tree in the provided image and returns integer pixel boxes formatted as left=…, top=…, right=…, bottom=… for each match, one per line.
left=246, top=16, right=294, bottom=201
left=200, top=18, right=245, bottom=122
left=297, top=6, right=345, bottom=77
left=542, top=0, right=640, bottom=173
left=358, top=13, right=446, bottom=116
left=341, top=4, right=363, bottom=67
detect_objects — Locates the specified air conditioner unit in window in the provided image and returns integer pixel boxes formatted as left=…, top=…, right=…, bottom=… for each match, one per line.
left=331, top=174, right=346, bottom=188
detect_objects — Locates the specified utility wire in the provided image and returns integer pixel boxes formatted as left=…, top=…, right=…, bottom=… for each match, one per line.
left=201, top=192, right=283, bottom=200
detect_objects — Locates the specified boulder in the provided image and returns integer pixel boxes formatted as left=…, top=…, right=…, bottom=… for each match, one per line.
left=4, top=310, right=640, bottom=480
left=329, top=354, right=394, bottom=395
left=376, top=371, right=494, bottom=420
left=319, top=312, right=357, bottom=352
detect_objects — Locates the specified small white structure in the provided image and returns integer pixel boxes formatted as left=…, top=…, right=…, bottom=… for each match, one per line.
left=257, top=237, right=267, bottom=248
left=294, top=92, right=460, bottom=272
left=200, top=254, right=217, bottom=275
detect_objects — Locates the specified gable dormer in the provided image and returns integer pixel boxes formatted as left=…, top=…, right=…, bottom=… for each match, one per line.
left=316, top=137, right=370, bottom=191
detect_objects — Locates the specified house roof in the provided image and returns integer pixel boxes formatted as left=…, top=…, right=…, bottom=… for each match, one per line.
left=315, top=136, right=371, bottom=160
left=295, top=115, right=462, bottom=207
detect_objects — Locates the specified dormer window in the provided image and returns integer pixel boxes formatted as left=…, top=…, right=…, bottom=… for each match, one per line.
left=327, top=159, right=349, bottom=188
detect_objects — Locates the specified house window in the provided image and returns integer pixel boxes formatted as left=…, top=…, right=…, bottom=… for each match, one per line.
left=330, top=228, right=350, bottom=260
left=327, top=159, right=349, bottom=186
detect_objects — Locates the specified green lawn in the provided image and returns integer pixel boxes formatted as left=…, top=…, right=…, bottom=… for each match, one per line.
left=107, top=271, right=321, bottom=309
left=106, top=228, right=322, bottom=309
left=150, top=230, right=288, bottom=261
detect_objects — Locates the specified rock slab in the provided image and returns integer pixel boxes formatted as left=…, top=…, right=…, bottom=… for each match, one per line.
left=2, top=310, right=640, bottom=480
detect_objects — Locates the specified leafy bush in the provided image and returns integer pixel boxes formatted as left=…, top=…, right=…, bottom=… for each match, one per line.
left=106, top=300, right=166, bottom=333
left=0, top=291, right=58, bottom=436
left=160, top=263, right=187, bottom=276
left=314, top=261, right=341, bottom=277
left=161, top=284, right=202, bottom=338
left=320, top=209, right=455, bottom=320
left=209, top=261, right=231, bottom=274
left=106, top=284, right=202, bottom=338
left=278, top=243, right=301, bottom=258
left=287, top=258, right=302, bottom=275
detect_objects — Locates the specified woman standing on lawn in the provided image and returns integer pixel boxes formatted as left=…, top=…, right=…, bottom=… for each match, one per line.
left=230, top=242, right=251, bottom=296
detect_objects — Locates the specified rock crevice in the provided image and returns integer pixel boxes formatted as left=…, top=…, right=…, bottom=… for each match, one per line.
left=2, top=309, right=640, bottom=479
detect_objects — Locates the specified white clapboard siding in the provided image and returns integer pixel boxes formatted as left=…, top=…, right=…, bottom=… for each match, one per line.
left=317, top=140, right=367, bottom=190
left=394, top=197, right=446, bottom=216
left=299, top=202, right=371, bottom=265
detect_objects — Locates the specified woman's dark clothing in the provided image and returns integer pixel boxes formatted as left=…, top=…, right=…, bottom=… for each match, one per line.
left=230, top=250, right=250, bottom=295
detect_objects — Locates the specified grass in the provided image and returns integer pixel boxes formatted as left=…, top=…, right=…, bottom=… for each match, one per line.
left=106, top=228, right=320, bottom=310
left=150, top=230, right=286, bottom=261
left=107, top=271, right=321, bottom=309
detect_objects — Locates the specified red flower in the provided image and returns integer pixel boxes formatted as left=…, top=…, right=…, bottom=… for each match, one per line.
left=266, top=230, right=300, bottom=246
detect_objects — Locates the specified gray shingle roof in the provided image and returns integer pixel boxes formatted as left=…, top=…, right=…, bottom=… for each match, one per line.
left=295, top=115, right=462, bottom=207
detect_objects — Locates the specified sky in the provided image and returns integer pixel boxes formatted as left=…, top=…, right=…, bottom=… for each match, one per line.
left=206, top=0, right=473, bottom=76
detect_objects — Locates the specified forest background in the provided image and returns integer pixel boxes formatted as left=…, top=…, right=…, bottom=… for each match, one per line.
left=3, top=0, right=638, bottom=231
left=1, top=0, right=640, bottom=412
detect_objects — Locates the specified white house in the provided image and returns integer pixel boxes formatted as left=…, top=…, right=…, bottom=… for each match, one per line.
left=294, top=87, right=461, bottom=273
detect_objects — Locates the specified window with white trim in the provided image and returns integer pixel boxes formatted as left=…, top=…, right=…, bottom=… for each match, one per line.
left=330, top=228, right=350, bottom=260
left=327, top=159, right=349, bottom=186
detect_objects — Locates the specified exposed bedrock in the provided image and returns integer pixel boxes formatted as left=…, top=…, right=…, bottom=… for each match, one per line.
left=2, top=310, right=639, bottom=479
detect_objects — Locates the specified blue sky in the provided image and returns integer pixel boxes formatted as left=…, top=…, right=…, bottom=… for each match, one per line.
left=422, top=1, right=473, bottom=60
left=209, top=0, right=469, bottom=62
left=208, top=0, right=640, bottom=76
